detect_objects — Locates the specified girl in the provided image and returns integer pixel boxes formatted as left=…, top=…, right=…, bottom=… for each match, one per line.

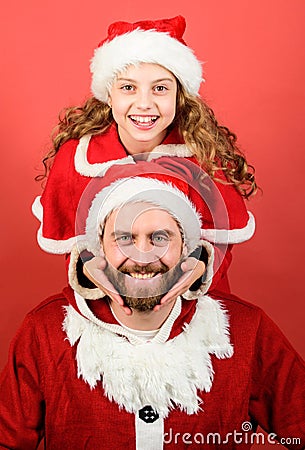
left=33, top=15, right=256, bottom=309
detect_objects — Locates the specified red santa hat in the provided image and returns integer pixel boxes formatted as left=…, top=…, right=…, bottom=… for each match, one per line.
left=75, top=159, right=203, bottom=257
left=90, top=15, right=203, bottom=102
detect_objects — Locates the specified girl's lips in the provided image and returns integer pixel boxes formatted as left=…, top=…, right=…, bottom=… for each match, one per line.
left=128, top=115, right=159, bottom=129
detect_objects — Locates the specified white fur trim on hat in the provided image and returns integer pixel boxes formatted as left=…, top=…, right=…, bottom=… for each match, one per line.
left=90, top=29, right=203, bottom=102
left=84, top=176, right=202, bottom=256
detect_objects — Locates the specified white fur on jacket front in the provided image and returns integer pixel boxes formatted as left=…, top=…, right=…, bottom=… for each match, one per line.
left=63, top=294, right=233, bottom=418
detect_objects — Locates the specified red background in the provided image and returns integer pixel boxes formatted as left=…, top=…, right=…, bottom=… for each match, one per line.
left=0, top=1, right=304, bottom=445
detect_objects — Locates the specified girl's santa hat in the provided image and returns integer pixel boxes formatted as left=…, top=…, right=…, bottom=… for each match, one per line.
left=90, top=15, right=203, bottom=102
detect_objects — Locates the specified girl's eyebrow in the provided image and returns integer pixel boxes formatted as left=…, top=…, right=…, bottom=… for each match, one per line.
left=116, top=77, right=175, bottom=84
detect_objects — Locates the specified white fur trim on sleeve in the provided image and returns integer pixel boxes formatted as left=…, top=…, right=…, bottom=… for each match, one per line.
left=32, top=195, right=43, bottom=221
left=68, top=243, right=106, bottom=300
left=146, top=144, right=193, bottom=160
left=74, top=134, right=135, bottom=177
left=182, top=240, right=214, bottom=300
left=32, top=196, right=83, bottom=254
left=201, top=211, right=255, bottom=244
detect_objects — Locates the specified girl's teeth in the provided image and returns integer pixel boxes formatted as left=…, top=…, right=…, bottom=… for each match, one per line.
left=130, top=115, right=157, bottom=124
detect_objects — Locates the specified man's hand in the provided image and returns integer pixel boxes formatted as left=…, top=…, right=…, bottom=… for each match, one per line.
left=153, top=257, right=206, bottom=312
left=83, top=256, right=132, bottom=315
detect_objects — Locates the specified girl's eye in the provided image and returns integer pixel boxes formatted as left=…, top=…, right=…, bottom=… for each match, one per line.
left=121, top=85, right=135, bottom=91
left=154, top=85, right=168, bottom=93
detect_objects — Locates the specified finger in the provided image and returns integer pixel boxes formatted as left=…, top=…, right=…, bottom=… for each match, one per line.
left=180, top=258, right=198, bottom=272
left=83, top=259, right=126, bottom=307
left=159, top=262, right=206, bottom=306
left=159, top=278, right=188, bottom=305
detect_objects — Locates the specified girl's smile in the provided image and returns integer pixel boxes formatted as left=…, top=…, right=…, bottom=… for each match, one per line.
left=129, top=114, right=159, bottom=129
left=109, top=63, right=177, bottom=155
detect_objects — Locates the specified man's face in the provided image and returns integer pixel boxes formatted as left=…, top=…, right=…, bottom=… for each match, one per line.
left=101, top=203, right=184, bottom=311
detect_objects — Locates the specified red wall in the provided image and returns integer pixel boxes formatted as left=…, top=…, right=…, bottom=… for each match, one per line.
left=1, top=0, right=304, bottom=424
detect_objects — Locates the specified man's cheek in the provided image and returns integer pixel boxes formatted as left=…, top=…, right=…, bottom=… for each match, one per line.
left=105, top=248, right=127, bottom=268
left=116, top=243, right=169, bottom=265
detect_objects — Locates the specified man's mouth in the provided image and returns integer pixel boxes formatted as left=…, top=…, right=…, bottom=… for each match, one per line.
left=129, top=115, right=159, bottom=127
left=128, top=272, right=160, bottom=279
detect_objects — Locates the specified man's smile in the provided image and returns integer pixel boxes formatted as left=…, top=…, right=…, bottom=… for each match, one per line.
left=121, top=265, right=165, bottom=280
left=128, top=272, right=159, bottom=279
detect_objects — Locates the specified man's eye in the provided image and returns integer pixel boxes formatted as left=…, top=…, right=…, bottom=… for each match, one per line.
left=116, top=235, right=132, bottom=244
left=152, top=232, right=169, bottom=246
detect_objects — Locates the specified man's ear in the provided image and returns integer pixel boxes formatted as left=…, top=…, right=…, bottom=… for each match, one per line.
left=182, top=243, right=188, bottom=258
left=99, top=238, right=105, bottom=257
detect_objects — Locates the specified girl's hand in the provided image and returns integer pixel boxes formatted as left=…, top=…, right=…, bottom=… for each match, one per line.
left=83, top=256, right=132, bottom=315
left=153, top=257, right=206, bottom=312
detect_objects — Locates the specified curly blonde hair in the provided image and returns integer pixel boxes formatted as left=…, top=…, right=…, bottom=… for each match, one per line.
left=36, top=82, right=256, bottom=198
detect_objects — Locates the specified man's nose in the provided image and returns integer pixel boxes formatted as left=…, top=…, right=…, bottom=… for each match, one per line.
left=122, top=239, right=166, bottom=264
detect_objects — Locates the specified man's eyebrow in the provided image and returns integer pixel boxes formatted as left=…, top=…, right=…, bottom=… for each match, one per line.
left=109, top=229, right=177, bottom=238
left=110, top=230, right=132, bottom=238
left=153, top=229, right=176, bottom=236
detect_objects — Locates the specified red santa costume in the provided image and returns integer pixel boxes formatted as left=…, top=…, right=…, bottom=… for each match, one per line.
left=1, top=162, right=304, bottom=449
left=31, top=15, right=255, bottom=293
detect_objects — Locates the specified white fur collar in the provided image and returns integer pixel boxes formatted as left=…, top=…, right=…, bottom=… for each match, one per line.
left=74, top=134, right=192, bottom=177
left=63, top=295, right=233, bottom=418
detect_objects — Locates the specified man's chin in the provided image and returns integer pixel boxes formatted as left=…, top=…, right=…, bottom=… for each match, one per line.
left=104, top=259, right=184, bottom=312
left=123, top=294, right=163, bottom=312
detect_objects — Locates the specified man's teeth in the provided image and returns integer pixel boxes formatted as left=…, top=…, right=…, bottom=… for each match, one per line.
left=130, top=272, right=156, bottom=279
left=129, top=115, right=158, bottom=124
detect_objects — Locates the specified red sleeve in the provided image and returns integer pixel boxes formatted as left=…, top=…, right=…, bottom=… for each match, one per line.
left=0, top=315, right=45, bottom=448
left=209, top=244, right=233, bottom=293
left=249, top=311, right=305, bottom=448
left=40, top=139, right=86, bottom=242
left=183, top=156, right=254, bottom=295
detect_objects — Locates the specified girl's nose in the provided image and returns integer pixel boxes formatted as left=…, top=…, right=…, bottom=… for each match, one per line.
left=135, top=90, right=153, bottom=110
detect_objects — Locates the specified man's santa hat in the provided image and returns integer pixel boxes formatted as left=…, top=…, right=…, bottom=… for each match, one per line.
left=83, top=166, right=202, bottom=257
left=90, top=15, right=203, bottom=102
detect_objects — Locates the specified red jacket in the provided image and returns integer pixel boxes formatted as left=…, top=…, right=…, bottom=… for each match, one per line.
left=0, top=287, right=304, bottom=449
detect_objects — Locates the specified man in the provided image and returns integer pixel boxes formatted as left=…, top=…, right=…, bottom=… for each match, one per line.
left=0, top=160, right=304, bottom=449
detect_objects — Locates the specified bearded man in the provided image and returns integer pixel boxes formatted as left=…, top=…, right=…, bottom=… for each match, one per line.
left=0, top=160, right=304, bottom=449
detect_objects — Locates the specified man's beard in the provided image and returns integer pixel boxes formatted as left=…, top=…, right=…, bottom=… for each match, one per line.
left=104, top=260, right=183, bottom=312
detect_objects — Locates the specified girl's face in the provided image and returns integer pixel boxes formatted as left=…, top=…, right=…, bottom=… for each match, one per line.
left=109, top=63, right=177, bottom=155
